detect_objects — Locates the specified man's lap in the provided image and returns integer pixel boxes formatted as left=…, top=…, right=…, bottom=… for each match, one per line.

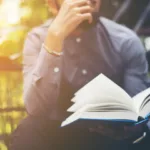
left=9, top=115, right=132, bottom=150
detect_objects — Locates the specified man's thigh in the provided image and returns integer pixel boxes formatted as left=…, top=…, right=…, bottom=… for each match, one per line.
left=9, top=116, right=93, bottom=150
left=9, top=116, right=61, bottom=150
left=9, top=115, right=130, bottom=150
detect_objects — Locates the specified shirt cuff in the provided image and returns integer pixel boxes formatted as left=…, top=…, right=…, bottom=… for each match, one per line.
left=33, top=45, right=62, bottom=81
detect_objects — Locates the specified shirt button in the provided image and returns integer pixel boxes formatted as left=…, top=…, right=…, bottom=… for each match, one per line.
left=76, top=37, right=81, bottom=43
left=54, top=67, right=60, bottom=73
left=82, top=69, right=87, bottom=75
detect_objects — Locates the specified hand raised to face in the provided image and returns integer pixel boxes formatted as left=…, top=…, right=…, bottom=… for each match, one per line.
left=48, top=0, right=94, bottom=39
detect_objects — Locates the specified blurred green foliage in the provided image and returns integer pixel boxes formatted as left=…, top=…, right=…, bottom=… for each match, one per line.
left=0, top=0, right=51, bottom=149
left=0, top=0, right=51, bottom=58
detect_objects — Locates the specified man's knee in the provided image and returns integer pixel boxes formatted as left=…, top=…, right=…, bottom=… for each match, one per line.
left=9, top=116, right=51, bottom=150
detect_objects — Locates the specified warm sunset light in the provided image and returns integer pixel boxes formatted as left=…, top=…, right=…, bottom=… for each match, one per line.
left=0, top=1, right=150, bottom=150
left=0, top=0, right=21, bottom=25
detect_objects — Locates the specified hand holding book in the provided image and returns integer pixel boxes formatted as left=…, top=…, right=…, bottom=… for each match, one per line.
left=62, top=74, right=150, bottom=127
left=61, top=74, right=150, bottom=140
left=89, top=118, right=148, bottom=141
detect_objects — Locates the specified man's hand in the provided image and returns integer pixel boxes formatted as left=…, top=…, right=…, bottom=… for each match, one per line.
left=50, top=0, right=93, bottom=39
left=45, top=0, right=93, bottom=52
left=89, top=121, right=148, bottom=141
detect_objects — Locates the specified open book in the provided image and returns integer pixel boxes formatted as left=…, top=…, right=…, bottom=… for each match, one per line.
left=61, top=74, right=150, bottom=127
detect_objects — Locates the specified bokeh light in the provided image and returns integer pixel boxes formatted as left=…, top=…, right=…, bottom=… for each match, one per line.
left=0, top=0, right=21, bottom=26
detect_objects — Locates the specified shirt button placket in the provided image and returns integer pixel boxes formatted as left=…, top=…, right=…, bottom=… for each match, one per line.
left=76, top=37, right=82, bottom=43
left=54, top=67, right=60, bottom=73
left=82, top=69, right=88, bottom=75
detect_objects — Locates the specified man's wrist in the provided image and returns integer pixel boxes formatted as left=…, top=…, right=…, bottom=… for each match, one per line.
left=42, top=43, right=63, bottom=56
left=44, top=32, right=64, bottom=53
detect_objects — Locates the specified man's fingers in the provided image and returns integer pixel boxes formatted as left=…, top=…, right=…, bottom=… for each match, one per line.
left=78, top=13, right=93, bottom=24
left=69, top=0, right=90, bottom=8
left=77, top=5, right=93, bottom=13
left=67, top=12, right=92, bottom=31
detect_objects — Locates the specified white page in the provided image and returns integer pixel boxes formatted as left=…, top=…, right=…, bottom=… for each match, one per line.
left=61, top=104, right=91, bottom=127
left=133, top=88, right=150, bottom=113
left=68, top=95, right=133, bottom=112
left=62, top=104, right=138, bottom=127
left=139, top=102, right=150, bottom=118
left=80, top=111, right=138, bottom=122
left=72, top=74, right=133, bottom=110
left=86, top=103, right=133, bottom=112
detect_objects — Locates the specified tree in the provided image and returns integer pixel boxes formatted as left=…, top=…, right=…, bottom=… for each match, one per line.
left=0, top=1, right=51, bottom=149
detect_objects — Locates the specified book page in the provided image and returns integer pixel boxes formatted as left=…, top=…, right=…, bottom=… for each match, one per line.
left=86, top=103, right=133, bottom=112
left=139, top=101, right=150, bottom=118
left=61, top=104, right=138, bottom=127
left=80, top=111, right=138, bottom=122
left=68, top=95, right=133, bottom=112
left=71, top=74, right=133, bottom=111
left=61, top=104, right=91, bottom=127
left=133, top=88, right=150, bottom=113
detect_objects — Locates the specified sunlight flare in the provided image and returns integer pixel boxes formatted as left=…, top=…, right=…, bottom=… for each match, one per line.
left=0, top=0, right=21, bottom=25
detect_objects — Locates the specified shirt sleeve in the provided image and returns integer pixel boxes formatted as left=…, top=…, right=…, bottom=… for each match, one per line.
left=122, top=35, right=150, bottom=97
left=23, top=29, right=62, bottom=117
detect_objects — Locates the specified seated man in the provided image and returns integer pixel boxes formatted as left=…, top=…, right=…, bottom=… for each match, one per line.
left=9, top=0, right=150, bottom=149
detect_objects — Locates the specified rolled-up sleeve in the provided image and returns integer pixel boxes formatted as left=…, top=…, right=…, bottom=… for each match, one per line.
left=23, top=29, right=62, bottom=117
left=122, top=35, right=150, bottom=97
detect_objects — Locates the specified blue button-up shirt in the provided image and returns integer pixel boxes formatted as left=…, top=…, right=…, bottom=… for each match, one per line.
left=23, top=17, right=149, bottom=120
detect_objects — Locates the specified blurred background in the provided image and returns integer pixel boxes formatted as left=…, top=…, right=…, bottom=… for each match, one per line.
left=0, top=0, right=150, bottom=149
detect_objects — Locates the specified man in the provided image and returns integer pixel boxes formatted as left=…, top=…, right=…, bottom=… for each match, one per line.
left=9, top=0, right=150, bottom=150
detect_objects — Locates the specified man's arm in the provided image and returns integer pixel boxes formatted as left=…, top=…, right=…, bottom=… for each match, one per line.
left=23, top=29, right=62, bottom=117
left=122, top=35, right=150, bottom=97
left=23, top=0, right=96, bottom=116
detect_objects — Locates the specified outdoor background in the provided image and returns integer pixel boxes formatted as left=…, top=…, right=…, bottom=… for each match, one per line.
left=0, top=0, right=150, bottom=149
